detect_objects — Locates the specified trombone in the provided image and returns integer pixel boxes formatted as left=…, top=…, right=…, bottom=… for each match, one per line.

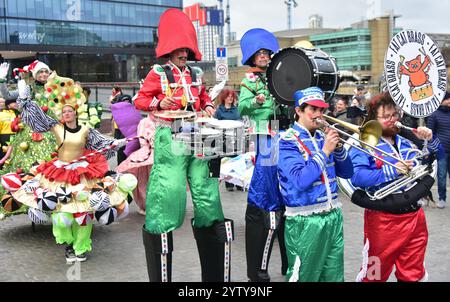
left=316, top=115, right=433, bottom=200
left=314, top=115, right=410, bottom=174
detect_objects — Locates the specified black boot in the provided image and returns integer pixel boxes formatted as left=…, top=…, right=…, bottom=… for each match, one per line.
left=245, top=203, right=282, bottom=282
left=192, top=218, right=234, bottom=282
left=142, top=226, right=173, bottom=282
left=277, top=211, right=288, bottom=276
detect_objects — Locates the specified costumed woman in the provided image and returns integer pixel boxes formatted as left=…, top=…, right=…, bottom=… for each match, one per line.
left=5, top=74, right=135, bottom=263
left=0, top=61, right=58, bottom=217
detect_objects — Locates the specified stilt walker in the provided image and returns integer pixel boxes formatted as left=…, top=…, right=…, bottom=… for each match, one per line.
left=134, top=8, right=234, bottom=282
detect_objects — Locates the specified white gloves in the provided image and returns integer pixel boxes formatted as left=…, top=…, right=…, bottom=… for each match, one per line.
left=18, top=79, right=31, bottom=100
left=0, top=62, right=10, bottom=80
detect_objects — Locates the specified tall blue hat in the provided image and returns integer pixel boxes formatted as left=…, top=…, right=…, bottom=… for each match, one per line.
left=240, top=28, right=279, bottom=66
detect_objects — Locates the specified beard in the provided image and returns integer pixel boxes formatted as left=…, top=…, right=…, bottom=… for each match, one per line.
left=382, top=124, right=400, bottom=137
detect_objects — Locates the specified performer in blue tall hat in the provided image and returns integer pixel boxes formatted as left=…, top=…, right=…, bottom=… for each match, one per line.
left=238, top=28, right=288, bottom=282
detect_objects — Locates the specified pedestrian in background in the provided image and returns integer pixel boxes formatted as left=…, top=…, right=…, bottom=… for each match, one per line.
left=213, top=88, right=242, bottom=191
left=427, top=91, right=450, bottom=209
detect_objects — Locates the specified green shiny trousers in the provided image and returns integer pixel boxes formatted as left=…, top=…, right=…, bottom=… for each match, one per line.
left=145, top=127, right=224, bottom=234
left=284, top=208, right=344, bottom=282
left=52, top=212, right=93, bottom=256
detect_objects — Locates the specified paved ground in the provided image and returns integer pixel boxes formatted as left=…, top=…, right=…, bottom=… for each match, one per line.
left=1, top=174, right=449, bottom=282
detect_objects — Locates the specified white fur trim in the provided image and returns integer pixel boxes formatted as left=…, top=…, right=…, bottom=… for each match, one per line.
left=418, top=270, right=429, bottom=282
left=289, top=256, right=301, bottom=282
left=31, top=61, right=50, bottom=78
left=285, top=199, right=341, bottom=217
left=355, top=239, right=370, bottom=282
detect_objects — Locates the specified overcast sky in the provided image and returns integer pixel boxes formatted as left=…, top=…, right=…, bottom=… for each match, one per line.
left=183, top=0, right=450, bottom=39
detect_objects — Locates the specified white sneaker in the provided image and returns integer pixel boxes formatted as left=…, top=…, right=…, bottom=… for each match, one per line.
left=437, top=200, right=446, bottom=209
left=137, top=208, right=146, bottom=216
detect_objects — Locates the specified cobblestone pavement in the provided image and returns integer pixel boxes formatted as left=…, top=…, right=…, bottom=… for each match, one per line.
left=1, top=181, right=449, bottom=282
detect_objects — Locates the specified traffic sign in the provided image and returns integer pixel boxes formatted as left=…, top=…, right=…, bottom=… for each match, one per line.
left=216, top=58, right=228, bottom=82
left=216, top=47, right=227, bottom=58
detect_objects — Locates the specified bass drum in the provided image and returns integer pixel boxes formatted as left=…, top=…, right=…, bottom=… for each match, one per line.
left=267, top=47, right=340, bottom=106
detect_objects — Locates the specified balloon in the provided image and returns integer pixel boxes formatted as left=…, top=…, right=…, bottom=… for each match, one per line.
left=56, top=187, right=72, bottom=203
left=1, top=173, right=22, bottom=192
left=23, top=178, right=40, bottom=194
left=89, top=191, right=110, bottom=212
left=117, top=174, right=137, bottom=193
left=95, top=207, right=117, bottom=225
left=76, top=190, right=89, bottom=201
left=73, top=212, right=93, bottom=226
left=37, top=191, right=57, bottom=211
left=115, top=202, right=129, bottom=220
left=1, top=194, right=21, bottom=212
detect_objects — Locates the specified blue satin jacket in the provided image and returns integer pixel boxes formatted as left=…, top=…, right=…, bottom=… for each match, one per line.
left=277, top=123, right=354, bottom=215
left=350, top=134, right=440, bottom=192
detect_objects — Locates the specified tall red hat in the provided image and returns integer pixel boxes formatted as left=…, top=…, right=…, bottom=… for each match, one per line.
left=155, top=8, right=202, bottom=61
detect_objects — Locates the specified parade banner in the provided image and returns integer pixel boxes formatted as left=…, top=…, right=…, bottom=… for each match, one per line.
left=385, top=30, right=448, bottom=118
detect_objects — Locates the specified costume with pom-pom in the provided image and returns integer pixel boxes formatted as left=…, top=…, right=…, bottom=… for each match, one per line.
left=0, top=81, right=57, bottom=217
left=8, top=97, right=135, bottom=256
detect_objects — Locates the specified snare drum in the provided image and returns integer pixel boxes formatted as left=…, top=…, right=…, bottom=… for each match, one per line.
left=174, top=125, right=222, bottom=159
left=267, top=47, right=340, bottom=106
left=207, top=119, right=249, bottom=157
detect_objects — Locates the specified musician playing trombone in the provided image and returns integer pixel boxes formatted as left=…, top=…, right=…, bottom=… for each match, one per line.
left=277, top=87, right=354, bottom=282
left=350, top=92, right=440, bottom=282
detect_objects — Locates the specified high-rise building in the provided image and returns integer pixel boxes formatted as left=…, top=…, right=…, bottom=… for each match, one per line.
left=0, top=0, right=182, bottom=82
left=184, top=3, right=224, bottom=62
left=309, top=14, right=323, bottom=29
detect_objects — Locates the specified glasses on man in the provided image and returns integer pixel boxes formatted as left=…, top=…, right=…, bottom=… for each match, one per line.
left=255, top=50, right=270, bottom=57
left=377, top=112, right=400, bottom=121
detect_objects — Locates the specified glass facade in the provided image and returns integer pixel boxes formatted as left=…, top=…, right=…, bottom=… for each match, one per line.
left=310, top=29, right=372, bottom=72
left=0, top=0, right=182, bottom=81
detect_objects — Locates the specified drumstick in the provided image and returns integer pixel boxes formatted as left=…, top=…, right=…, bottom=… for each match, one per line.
left=419, top=47, right=433, bottom=66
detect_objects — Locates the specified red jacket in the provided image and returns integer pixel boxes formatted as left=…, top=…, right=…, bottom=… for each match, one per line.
left=134, top=62, right=213, bottom=112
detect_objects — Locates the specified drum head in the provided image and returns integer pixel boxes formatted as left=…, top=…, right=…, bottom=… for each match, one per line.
left=194, top=117, right=215, bottom=124
left=267, top=47, right=314, bottom=106
left=200, top=128, right=221, bottom=136
left=207, top=119, right=244, bottom=129
left=153, top=110, right=196, bottom=119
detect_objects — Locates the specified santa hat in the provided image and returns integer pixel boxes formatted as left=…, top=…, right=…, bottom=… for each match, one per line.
left=29, top=60, right=50, bottom=78
left=155, top=9, right=202, bottom=61
left=12, top=60, right=50, bottom=79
